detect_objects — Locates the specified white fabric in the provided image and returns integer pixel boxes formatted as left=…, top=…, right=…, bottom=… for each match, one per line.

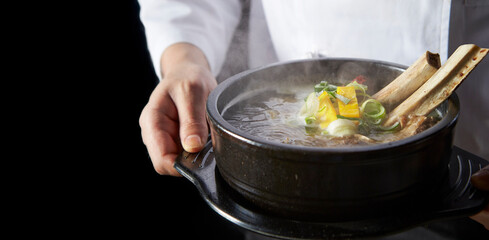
left=259, top=0, right=451, bottom=66
left=139, top=0, right=452, bottom=75
left=138, top=0, right=241, bottom=77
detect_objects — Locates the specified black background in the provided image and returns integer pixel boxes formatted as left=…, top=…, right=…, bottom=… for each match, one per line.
left=95, top=1, right=245, bottom=239
left=39, top=0, right=246, bottom=238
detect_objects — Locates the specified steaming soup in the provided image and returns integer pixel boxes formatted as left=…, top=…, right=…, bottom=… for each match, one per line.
left=222, top=78, right=441, bottom=147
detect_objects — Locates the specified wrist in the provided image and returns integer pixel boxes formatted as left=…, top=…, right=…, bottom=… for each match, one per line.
left=161, top=43, right=211, bottom=77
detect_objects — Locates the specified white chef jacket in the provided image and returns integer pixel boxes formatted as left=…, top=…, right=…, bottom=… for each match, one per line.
left=139, top=0, right=489, bottom=159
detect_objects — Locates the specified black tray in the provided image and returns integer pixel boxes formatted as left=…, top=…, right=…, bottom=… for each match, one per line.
left=174, top=142, right=488, bottom=239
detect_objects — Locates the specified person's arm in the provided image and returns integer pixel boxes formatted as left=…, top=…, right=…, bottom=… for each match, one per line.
left=138, top=0, right=241, bottom=175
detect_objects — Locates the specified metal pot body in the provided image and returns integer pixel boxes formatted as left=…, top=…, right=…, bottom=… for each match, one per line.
left=206, top=59, right=459, bottom=221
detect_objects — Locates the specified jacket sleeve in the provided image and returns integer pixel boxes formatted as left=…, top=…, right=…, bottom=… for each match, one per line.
left=138, top=0, right=242, bottom=78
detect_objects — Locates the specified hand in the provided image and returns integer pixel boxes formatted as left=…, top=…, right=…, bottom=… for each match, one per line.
left=139, top=43, right=217, bottom=175
left=470, top=164, right=489, bottom=230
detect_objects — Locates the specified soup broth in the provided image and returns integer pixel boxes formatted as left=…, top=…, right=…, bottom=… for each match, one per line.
left=222, top=83, right=441, bottom=147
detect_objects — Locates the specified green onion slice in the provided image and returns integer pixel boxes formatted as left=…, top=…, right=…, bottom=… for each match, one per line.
left=305, top=116, right=317, bottom=125
left=314, top=81, right=337, bottom=93
left=314, top=81, right=328, bottom=93
left=376, top=121, right=400, bottom=131
left=347, top=81, right=368, bottom=95
left=333, top=92, right=351, bottom=104
left=361, top=99, right=385, bottom=120
left=337, top=115, right=360, bottom=121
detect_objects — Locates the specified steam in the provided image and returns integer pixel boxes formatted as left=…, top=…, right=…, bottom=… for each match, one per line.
left=216, top=0, right=251, bottom=83
left=217, top=0, right=405, bottom=97
left=217, top=0, right=279, bottom=83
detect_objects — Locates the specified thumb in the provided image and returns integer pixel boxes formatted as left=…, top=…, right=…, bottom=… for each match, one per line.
left=172, top=80, right=212, bottom=153
left=180, top=117, right=208, bottom=153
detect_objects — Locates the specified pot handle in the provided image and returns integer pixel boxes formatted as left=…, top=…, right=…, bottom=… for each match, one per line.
left=174, top=136, right=217, bottom=197
left=425, top=146, right=489, bottom=221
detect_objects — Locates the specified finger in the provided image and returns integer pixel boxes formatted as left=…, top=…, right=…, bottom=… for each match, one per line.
left=176, top=82, right=208, bottom=152
left=140, top=85, right=182, bottom=176
left=171, top=76, right=214, bottom=153
left=471, top=164, right=489, bottom=191
left=140, top=108, right=181, bottom=176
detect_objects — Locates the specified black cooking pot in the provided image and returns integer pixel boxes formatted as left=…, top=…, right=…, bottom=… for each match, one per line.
left=206, top=58, right=459, bottom=221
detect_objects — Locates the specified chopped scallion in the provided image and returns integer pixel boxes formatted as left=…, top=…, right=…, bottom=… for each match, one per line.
left=336, top=115, right=360, bottom=121
left=333, top=92, right=351, bottom=104
left=361, top=99, right=385, bottom=121
left=305, top=116, right=317, bottom=125
left=376, top=121, right=400, bottom=131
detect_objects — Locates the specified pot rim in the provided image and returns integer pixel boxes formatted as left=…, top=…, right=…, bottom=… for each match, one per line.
left=207, top=57, right=459, bottom=156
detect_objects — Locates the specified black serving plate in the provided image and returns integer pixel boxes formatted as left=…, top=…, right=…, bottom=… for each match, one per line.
left=174, top=141, right=488, bottom=240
